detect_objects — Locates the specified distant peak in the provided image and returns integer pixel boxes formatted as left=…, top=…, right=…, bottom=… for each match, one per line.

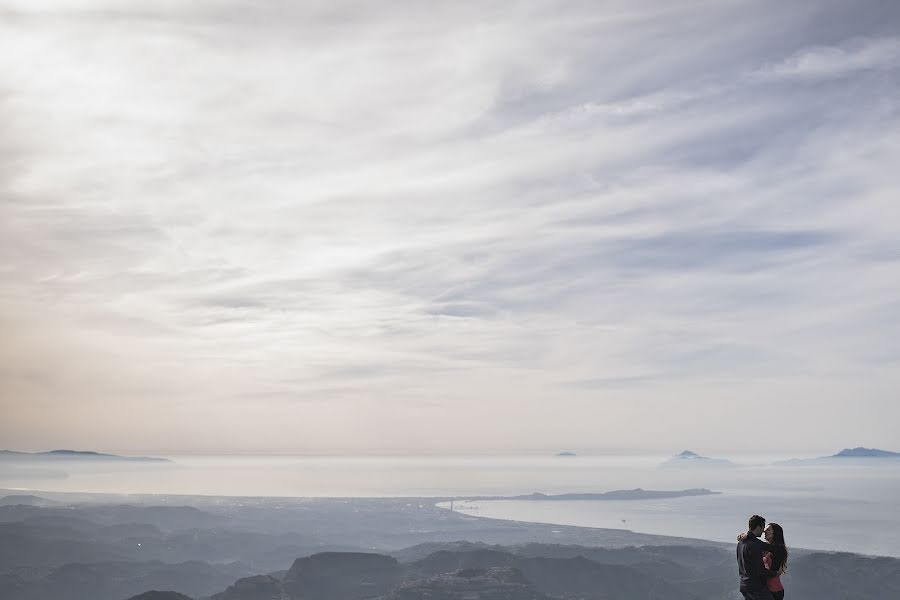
left=833, top=447, right=900, bottom=458
left=662, top=451, right=735, bottom=468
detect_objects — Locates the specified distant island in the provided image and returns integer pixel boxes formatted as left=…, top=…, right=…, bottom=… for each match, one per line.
left=509, top=488, right=719, bottom=501
left=556, top=451, right=577, bottom=457
left=451, top=488, right=720, bottom=502
left=833, top=447, right=900, bottom=458
left=0, top=449, right=172, bottom=463
left=776, top=447, right=900, bottom=466
left=660, top=450, right=736, bottom=468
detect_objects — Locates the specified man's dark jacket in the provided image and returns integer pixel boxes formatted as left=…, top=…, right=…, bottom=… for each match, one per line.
left=736, top=531, right=773, bottom=592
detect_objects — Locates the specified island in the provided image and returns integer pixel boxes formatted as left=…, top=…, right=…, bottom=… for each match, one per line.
left=509, top=488, right=719, bottom=501
left=446, top=488, right=719, bottom=502
left=660, top=450, right=736, bottom=468
left=833, top=447, right=900, bottom=458
left=0, top=449, right=172, bottom=463
left=775, top=447, right=900, bottom=465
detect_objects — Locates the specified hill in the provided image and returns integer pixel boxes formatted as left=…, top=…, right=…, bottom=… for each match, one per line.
left=0, top=450, right=171, bottom=463
left=660, top=450, right=736, bottom=468
left=776, top=447, right=900, bottom=465
left=833, top=447, right=900, bottom=458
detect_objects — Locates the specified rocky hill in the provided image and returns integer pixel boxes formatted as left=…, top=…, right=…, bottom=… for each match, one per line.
left=125, top=547, right=900, bottom=600
left=209, top=575, right=286, bottom=600
left=777, top=447, right=900, bottom=465
left=127, top=593, right=194, bottom=600
left=282, top=552, right=402, bottom=599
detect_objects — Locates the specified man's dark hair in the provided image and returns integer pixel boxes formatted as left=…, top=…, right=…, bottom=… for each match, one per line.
left=748, top=515, right=766, bottom=531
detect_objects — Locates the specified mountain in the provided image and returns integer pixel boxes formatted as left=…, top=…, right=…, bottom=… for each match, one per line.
left=409, top=549, right=693, bottom=600
left=282, top=552, right=402, bottom=599
left=776, top=447, right=900, bottom=465
left=660, top=450, right=736, bottom=468
left=209, top=575, right=285, bottom=600
left=0, top=450, right=171, bottom=463
left=556, top=451, right=577, bottom=457
left=78, top=544, right=900, bottom=600
left=6, top=536, right=898, bottom=600
left=833, top=447, right=900, bottom=458
left=392, top=541, right=496, bottom=563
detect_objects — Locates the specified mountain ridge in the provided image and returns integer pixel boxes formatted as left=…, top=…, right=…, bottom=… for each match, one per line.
left=660, top=450, right=736, bottom=468
left=776, top=447, right=900, bottom=465
left=0, top=450, right=171, bottom=463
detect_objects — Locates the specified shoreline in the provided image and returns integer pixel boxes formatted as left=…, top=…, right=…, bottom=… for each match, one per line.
left=7, top=486, right=900, bottom=559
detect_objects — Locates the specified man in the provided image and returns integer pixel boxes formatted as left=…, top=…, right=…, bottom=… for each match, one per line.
left=736, top=514, right=776, bottom=600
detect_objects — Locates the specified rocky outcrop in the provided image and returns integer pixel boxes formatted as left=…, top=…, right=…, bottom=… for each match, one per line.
left=126, top=592, right=193, bottom=600
left=412, top=550, right=692, bottom=600
left=209, top=575, right=286, bottom=600
left=282, top=552, right=402, bottom=600
left=411, top=549, right=516, bottom=574
left=384, top=567, right=549, bottom=600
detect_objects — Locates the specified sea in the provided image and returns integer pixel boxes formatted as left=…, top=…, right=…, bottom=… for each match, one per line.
left=2, top=453, right=899, bottom=557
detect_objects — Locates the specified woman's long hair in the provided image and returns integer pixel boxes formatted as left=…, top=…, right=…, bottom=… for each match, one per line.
left=768, top=522, right=789, bottom=575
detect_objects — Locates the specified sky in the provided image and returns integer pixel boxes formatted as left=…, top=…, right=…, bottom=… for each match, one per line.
left=1, top=0, right=899, bottom=456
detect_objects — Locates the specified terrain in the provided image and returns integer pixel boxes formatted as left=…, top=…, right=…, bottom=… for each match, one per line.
left=1, top=490, right=897, bottom=600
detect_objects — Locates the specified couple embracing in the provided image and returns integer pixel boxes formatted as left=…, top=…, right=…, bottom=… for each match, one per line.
left=737, top=514, right=789, bottom=600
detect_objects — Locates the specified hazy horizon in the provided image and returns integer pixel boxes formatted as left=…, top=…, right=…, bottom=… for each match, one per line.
left=3, top=0, right=900, bottom=455
left=2, top=445, right=895, bottom=458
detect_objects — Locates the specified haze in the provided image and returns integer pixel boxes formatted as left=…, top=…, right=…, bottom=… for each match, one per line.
left=2, top=0, right=900, bottom=455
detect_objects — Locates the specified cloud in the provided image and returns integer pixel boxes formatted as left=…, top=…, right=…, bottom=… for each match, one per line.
left=756, top=36, right=900, bottom=81
left=1, top=0, right=899, bottom=454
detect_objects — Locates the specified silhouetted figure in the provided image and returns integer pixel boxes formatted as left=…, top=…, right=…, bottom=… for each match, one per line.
left=737, top=514, right=775, bottom=600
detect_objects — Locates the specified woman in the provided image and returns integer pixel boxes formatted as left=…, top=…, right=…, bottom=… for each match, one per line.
left=762, top=522, right=788, bottom=599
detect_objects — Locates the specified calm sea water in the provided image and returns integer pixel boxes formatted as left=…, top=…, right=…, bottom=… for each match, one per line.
left=3, top=453, right=898, bottom=556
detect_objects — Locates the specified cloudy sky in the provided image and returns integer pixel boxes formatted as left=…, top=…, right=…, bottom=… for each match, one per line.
left=1, top=0, right=899, bottom=455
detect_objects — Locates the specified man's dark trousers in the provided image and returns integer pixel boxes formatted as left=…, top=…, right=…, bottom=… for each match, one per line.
left=740, top=586, right=773, bottom=600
